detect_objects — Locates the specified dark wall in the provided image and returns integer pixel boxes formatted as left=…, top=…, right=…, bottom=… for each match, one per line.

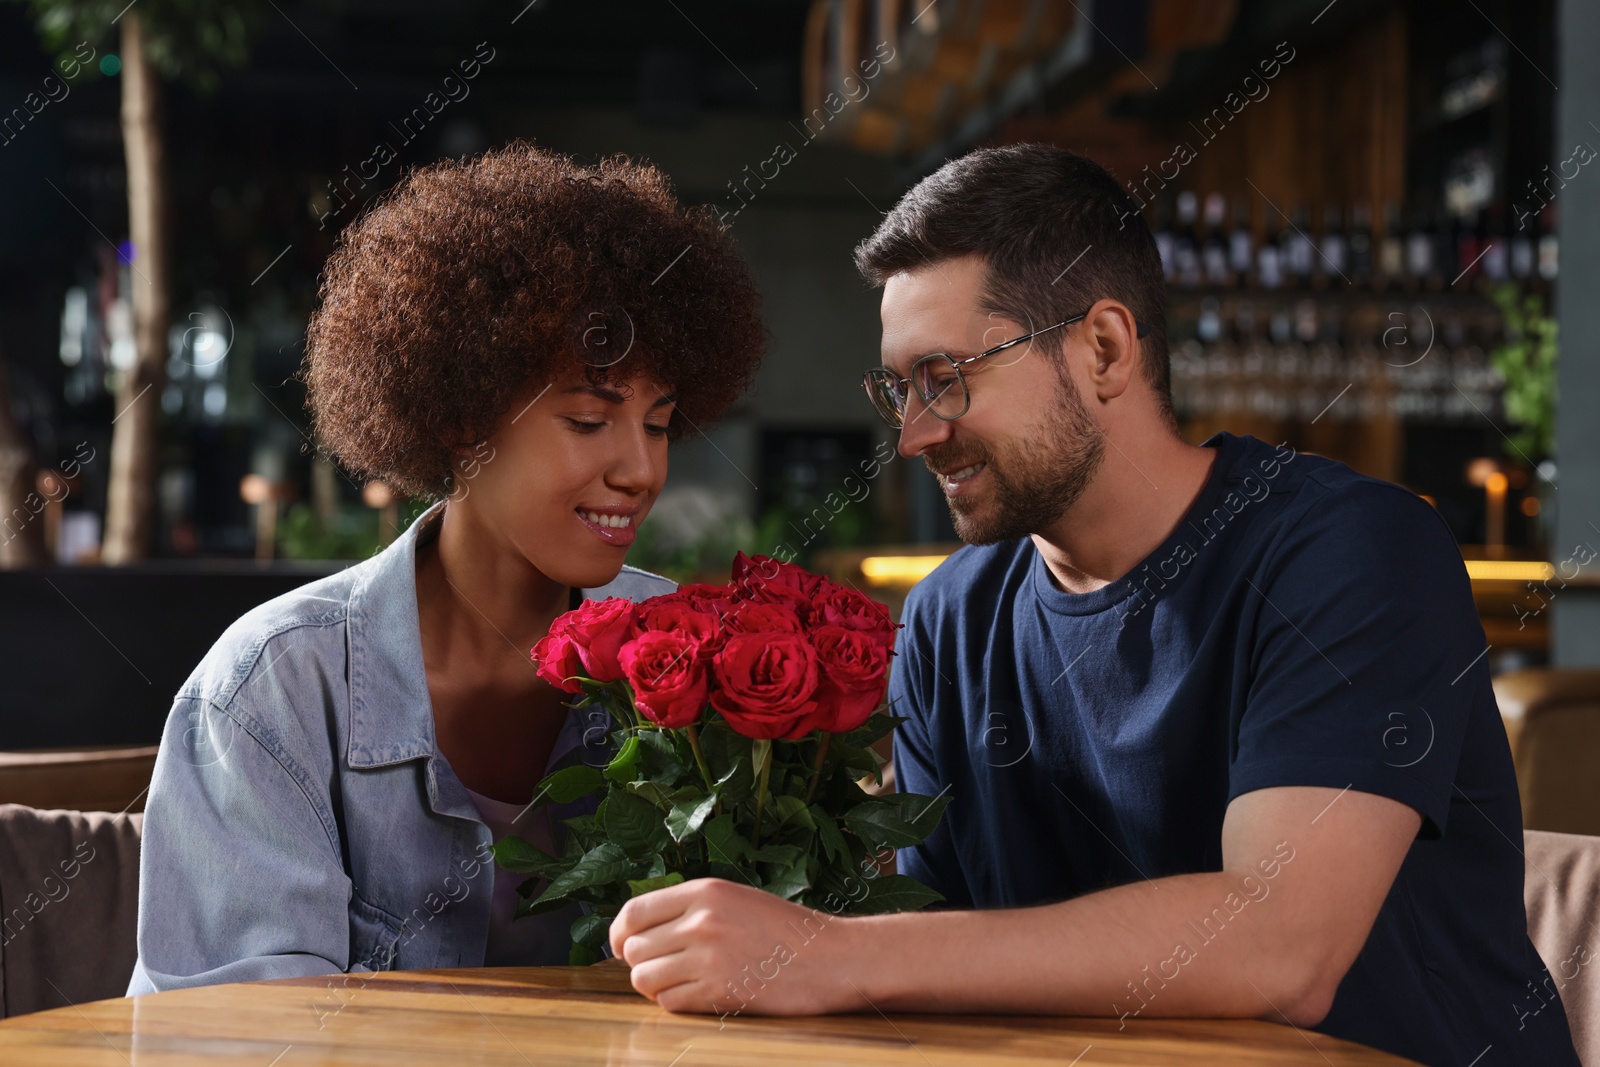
left=0, top=563, right=340, bottom=748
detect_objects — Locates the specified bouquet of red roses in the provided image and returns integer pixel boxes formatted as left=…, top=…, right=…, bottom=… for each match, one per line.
left=493, top=553, right=949, bottom=964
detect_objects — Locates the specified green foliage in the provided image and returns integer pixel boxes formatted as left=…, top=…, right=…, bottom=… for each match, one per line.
left=278, top=500, right=432, bottom=561
left=624, top=510, right=758, bottom=584
left=1490, top=284, right=1559, bottom=462
left=487, top=708, right=949, bottom=962
left=7, top=0, right=272, bottom=89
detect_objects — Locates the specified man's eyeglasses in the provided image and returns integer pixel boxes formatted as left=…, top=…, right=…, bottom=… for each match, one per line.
left=861, top=310, right=1152, bottom=429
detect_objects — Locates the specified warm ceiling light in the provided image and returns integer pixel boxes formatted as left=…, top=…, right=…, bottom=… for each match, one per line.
left=1464, top=560, right=1556, bottom=582
left=860, top=555, right=948, bottom=585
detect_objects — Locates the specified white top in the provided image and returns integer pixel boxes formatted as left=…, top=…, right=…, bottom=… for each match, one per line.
left=464, top=785, right=583, bottom=966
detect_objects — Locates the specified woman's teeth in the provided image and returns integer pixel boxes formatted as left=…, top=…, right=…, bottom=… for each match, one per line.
left=581, top=511, right=632, bottom=529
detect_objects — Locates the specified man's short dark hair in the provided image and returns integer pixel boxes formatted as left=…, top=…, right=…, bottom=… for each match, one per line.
left=853, top=143, right=1173, bottom=427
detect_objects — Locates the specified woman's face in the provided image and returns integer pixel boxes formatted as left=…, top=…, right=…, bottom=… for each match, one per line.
left=452, top=368, right=675, bottom=591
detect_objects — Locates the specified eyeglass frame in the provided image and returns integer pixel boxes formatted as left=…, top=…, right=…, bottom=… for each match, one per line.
left=861, top=308, right=1152, bottom=427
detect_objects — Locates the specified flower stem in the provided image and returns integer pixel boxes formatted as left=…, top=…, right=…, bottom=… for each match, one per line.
left=803, top=733, right=831, bottom=805
left=686, top=723, right=715, bottom=792
left=750, top=738, right=773, bottom=849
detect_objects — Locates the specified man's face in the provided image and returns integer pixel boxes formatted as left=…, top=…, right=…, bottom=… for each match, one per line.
left=879, top=255, right=1105, bottom=544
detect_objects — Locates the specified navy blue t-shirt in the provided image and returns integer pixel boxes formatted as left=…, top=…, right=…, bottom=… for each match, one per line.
left=891, top=431, right=1578, bottom=1067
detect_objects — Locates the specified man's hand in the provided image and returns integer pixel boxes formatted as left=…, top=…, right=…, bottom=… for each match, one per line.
left=609, top=785, right=1422, bottom=1023
left=609, top=878, right=866, bottom=1016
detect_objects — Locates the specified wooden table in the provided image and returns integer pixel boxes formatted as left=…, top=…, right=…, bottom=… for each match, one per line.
left=0, top=964, right=1420, bottom=1065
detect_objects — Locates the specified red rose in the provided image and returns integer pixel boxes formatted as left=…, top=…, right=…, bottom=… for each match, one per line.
left=619, top=631, right=709, bottom=729
left=563, top=597, right=638, bottom=683
left=732, top=552, right=826, bottom=597
left=531, top=630, right=586, bottom=694
left=638, top=599, right=724, bottom=651
left=810, top=584, right=897, bottom=650
left=808, top=625, right=891, bottom=733
left=722, top=601, right=804, bottom=636
left=666, top=583, right=737, bottom=617
left=710, top=632, right=819, bottom=740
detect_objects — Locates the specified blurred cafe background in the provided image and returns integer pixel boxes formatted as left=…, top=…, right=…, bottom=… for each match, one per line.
left=2, top=0, right=1598, bottom=839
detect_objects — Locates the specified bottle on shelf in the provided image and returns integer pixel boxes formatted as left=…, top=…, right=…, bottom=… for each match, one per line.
left=1455, top=209, right=1483, bottom=287
left=1285, top=204, right=1315, bottom=286
left=1317, top=204, right=1347, bottom=288
left=1153, top=195, right=1176, bottom=282
left=1378, top=202, right=1406, bottom=288
left=1509, top=203, right=1536, bottom=280
left=1203, top=193, right=1231, bottom=287
left=1173, top=191, right=1202, bottom=289
left=1257, top=208, right=1285, bottom=290
left=1432, top=207, right=1458, bottom=289
left=1228, top=197, right=1254, bottom=284
left=1537, top=202, right=1559, bottom=282
left=1481, top=203, right=1509, bottom=283
left=1405, top=204, right=1435, bottom=287
left=1348, top=201, right=1374, bottom=287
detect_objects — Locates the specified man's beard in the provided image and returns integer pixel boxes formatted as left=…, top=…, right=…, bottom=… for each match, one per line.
left=925, top=370, right=1106, bottom=545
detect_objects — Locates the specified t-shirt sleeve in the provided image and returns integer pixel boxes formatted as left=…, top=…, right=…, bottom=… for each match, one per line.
left=1229, top=479, right=1482, bottom=836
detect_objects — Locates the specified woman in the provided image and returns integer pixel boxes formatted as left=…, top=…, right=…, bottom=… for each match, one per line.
left=128, top=144, right=765, bottom=991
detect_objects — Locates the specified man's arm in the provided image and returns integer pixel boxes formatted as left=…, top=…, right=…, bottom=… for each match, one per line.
left=609, top=783, right=1419, bottom=1022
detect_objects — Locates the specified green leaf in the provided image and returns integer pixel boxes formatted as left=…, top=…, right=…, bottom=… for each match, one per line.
left=699, top=723, right=755, bottom=802
left=810, top=806, right=850, bottom=866
left=842, top=793, right=950, bottom=850
left=636, top=730, right=688, bottom=784
left=514, top=892, right=579, bottom=919
left=603, top=735, right=643, bottom=784
left=534, top=842, right=632, bottom=907
left=626, top=780, right=678, bottom=809
left=762, top=855, right=811, bottom=901
left=490, top=835, right=559, bottom=874
left=770, top=794, right=814, bottom=829
left=571, top=911, right=611, bottom=948
left=751, top=843, right=804, bottom=866
left=569, top=941, right=600, bottom=966
left=603, top=789, right=670, bottom=859
left=850, top=873, right=945, bottom=915
left=665, top=793, right=719, bottom=844
left=702, top=813, right=752, bottom=867
left=838, top=711, right=902, bottom=749
left=627, top=872, right=686, bottom=896
left=536, top=765, right=606, bottom=805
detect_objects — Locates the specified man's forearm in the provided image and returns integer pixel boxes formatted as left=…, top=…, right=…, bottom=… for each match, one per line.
left=845, top=865, right=1320, bottom=1024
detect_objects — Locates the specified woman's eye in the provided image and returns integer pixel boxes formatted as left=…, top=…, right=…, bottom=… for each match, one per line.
left=565, top=418, right=604, bottom=432
left=646, top=423, right=670, bottom=437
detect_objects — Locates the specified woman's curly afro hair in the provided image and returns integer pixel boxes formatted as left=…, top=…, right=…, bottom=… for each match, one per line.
left=302, top=141, right=766, bottom=500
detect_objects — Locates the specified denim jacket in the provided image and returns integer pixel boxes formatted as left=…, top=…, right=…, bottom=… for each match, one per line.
left=127, top=501, right=673, bottom=993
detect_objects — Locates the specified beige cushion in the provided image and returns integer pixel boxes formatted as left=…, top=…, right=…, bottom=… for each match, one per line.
left=1495, top=670, right=1600, bottom=835
left=1524, top=829, right=1600, bottom=1065
left=0, top=805, right=143, bottom=1018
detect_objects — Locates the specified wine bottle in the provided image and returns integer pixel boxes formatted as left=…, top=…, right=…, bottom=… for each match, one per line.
left=1258, top=209, right=1285, bottom=290
left=1174, top=191, right=1201, bottom=289
left=1318, top=204, right=1348, bottom=285
left=1153, top=195, right=1176, bottom=282
left=1203, top=193, right=1230, bottom=287
left=1538, top=202, right=1559, bottom=281
left=1378, top=202, right=1405, bottom=288
left=1481, top=202, right=1509, bottom=282
left=1349, top=202, right=1374, bottom=286
left=1286, top=204, right=1315, bottom=285
left=1229, top=197, right=1254, bottom=284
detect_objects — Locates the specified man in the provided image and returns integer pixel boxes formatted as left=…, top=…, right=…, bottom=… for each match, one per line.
left=609, top=144, right=1580, bottom=1066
